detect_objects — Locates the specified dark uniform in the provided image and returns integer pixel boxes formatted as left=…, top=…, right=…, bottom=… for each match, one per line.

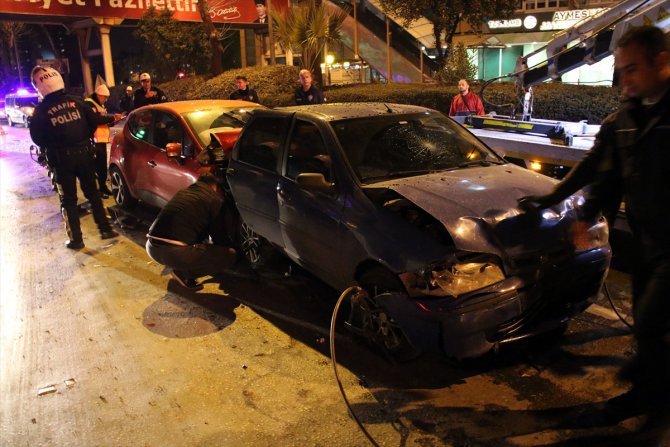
left=146, top=176, right=237, bottom=289
left=133, top=86, right=167, bottom=109
left=29, top=89, right=117, bottom=247
left=230, top=86, right=259, bottom=103
left=84, top=92, right=114, bottom=195
left=295, top=84, right=325, bottom=105
left=119, top=93, right=134, bottom=114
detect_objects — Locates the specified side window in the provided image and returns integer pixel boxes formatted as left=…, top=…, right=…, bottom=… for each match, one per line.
left=286, top=120, right=331, bottom=182
left=152, top=111, right=184, bottom=151
left=128, top=110, right=152, bottom=143
left=237, top=116, right=287, bottom=171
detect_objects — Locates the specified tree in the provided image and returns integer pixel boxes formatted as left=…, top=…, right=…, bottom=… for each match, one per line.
left=378, top=0, right=517, bottom=71
left=0, top=21, right=30, bottom=86
left=438, top=43, right=477, bottom=84
left=271, top=0, right=348, bottom=76
left=135, top=8, right=212, bottom=79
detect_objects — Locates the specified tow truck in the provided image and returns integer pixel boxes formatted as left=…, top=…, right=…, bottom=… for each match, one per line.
left=453, top=0, right=669, bottom=177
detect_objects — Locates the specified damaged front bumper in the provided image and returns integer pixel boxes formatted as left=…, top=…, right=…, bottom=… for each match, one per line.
left=375, top=246, right=611, bottom=359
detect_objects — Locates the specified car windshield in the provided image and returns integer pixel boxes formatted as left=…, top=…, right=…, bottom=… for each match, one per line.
left=13, top=96, right=38, bottom=108
left=332, top=111, right=504, bottom=184
left=183, top=106, right=260, bottom=147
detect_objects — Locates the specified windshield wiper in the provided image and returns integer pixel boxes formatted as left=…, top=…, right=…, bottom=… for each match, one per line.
left=457, top=160, right=498, bottom=168
left=363, top=169, right=433, bottom=182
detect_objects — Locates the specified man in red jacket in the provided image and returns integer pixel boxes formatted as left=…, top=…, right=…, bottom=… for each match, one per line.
left=448, top=79, right=485, bottom=117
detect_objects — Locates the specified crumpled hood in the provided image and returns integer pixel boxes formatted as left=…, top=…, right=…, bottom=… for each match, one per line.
left=368, top=164, right=574, bottom=256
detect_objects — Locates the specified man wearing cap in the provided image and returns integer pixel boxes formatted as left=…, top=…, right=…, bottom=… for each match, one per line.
left=85, top=83, right=124, bottom=197
left=29, top=66, right=119, bottom=250
left=119, top=85, right=134, bottom=114
left=133, top=73, right=167, bottom=109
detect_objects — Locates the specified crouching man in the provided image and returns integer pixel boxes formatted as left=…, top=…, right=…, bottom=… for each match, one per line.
left=146, top=172, right=237, bottom=291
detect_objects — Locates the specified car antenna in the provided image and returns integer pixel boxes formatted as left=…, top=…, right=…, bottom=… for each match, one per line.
left=383, top=103, right=393, bottom=113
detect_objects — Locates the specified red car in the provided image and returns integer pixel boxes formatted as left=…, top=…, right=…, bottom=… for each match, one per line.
left=109, top=100, right=263, bottom=209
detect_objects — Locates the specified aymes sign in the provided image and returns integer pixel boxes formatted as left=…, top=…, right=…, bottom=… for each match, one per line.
left=540, top=8, right=605, bottom=30
left=1, top=0, right=287, bottom=24
left=486, top=8, right=606, bottom=33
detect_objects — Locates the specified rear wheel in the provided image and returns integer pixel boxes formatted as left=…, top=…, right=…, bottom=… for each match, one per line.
left=352, top=266, right=421, bottom=361
left=109, top=166, right=137, bottom=209
left=6, top=115, right=13, bottom=127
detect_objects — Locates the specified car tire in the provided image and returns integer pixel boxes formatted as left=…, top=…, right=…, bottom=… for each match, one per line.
left=109, top=166, right=137, bottom=209
left=236, top=218, right=283, bottom=273
left=6, top=115, right=12, bottom=127
left=355, top=266, right=421, bottom=362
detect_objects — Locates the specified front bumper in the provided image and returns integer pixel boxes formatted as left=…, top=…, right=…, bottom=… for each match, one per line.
left=379, top=246, right=611, bottom=359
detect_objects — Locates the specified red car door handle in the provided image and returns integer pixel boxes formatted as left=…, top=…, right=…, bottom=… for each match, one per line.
left=147, top=160, right=157, bottom=167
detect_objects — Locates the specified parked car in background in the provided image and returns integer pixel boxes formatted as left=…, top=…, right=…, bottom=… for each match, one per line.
left=0, top=97, right=6, bottom=121
left=4, top=90, right=39, bottom=127
left=226, top=103, right=612, bottom=360
left=109, top=100, right=264, bottom=209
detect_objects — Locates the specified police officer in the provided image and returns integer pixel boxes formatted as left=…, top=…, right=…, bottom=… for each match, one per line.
left=295, top=69, right=325, bottom=105
left=229, top=76, right=259, bottom=103
left=29, top=66, right=118, bottom=250
left=133, top=73, right=167, bottom=109
left=84, top=84, right=124, bottom=197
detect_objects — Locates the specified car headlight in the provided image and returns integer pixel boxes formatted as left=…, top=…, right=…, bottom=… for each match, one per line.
left=399, top=261, right=505, bottom=298
left=431, top=262, right=505, bottom=297
left=572, top=217, right=609, bottom=252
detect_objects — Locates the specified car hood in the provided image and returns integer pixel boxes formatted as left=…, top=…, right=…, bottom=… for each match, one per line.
left=367, top=164, right=577, bottom=258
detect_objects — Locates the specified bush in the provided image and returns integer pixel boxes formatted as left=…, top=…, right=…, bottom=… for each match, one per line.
left=157, top=65, right=621, bottom=124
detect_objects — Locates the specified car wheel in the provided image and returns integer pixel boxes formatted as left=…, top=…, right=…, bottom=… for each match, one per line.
left=109, top=166, right=137, bottom=209
left=237, top=219, right=282, bottom=272
left=354, top=266, right=421, bottom=361
left=6, top=115, right=12, bottom=127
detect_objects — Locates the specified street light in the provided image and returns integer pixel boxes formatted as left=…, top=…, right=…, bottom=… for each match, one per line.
left=325, top=54, right=335, bottom=85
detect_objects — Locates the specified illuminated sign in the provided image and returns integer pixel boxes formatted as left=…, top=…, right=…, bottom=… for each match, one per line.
left=487, top=18, right=522, bottom=29
left=540, top=8, right=605, bottom=31
left=0, top=0, right=287, bottom=24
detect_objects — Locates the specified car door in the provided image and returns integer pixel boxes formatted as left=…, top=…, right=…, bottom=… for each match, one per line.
left=122, top=109, right=159, bottom=198
left=143, top=110, right=201, bottom=207
left=228, top=112, right=291, bottom=246
left=276, top=118, right=350, bottom=283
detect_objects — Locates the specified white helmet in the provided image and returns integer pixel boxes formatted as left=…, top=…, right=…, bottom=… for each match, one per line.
left=31, top=66, right=64, bottom=97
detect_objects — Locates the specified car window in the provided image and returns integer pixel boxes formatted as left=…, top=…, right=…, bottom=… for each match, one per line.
left=332, top=112, right=503, bottom=184
left=128, top=110, right=152, bottom=143
left=152, top=111, right=184, bottom=151
left=286, top=120, right=332, bottom=182
left=237, top=116, right=288, bottom=172
left=183, top=106, right=260, bottom=148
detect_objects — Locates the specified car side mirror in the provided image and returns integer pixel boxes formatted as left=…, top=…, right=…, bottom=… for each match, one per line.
left=296, top=173, right=334, bottom=193
left=166, top=142, right=182, bottom=158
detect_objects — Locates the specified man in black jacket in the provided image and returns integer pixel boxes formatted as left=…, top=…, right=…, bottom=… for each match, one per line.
left=29, top=66, right=118, bottom=249
left=146, top=173, right=237, bottom=291
left=295, top=69, right=325, bottom=105
left=229, top=76, right=259, bottom=103
left=521, top=26, right=670, bottom=442
left=133, top=73, right=167, bottom=109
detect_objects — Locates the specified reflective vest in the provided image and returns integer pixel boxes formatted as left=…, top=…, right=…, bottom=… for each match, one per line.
left=84, top=97, right=111, bottom=143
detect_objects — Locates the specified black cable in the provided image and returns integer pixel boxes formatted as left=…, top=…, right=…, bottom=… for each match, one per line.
left=330, top=286, right=382, bottom=447
left=603, top=282, right=634, bottom=330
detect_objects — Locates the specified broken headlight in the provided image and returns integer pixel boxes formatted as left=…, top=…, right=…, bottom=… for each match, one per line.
left=400, top=261, right=505, bottom=298
left=571, top=217, right=609, bottom=252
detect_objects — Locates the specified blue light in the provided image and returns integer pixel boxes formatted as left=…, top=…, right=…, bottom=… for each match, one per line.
left=17, top=88, right=30, bottom=95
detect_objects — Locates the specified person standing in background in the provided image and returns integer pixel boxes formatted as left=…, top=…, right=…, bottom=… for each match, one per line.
left=133, top=73, right=167, bottom=109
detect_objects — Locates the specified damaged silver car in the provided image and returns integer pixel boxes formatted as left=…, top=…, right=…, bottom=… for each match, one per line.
left=226, top=103, right=611, bottom=359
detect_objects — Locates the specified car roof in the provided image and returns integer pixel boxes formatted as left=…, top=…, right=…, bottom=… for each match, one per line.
left=134, top=99, right=263, bottom=114
left=275, top=102, right=435, bottom=121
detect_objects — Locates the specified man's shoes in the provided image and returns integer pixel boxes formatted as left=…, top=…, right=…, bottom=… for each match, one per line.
left=171, top=271, right=204, bottom=291
left=65, top=239, right=85, bottom=250
left=100, top=229, right=118, bottom=240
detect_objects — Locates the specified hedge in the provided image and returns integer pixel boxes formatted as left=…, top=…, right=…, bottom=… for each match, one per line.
left=152, top=65, right=621, bottom=124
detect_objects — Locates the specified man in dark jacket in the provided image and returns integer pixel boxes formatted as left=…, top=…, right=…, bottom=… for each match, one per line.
left=521, top=26, right=670, bottom=442
left=229, top=76, right=259, bottom=103
left=119, top=86, right=134, bottom=113
left=295, top=69, right=325, bottom=105
left=29, top=66, right=118, bottom=249
left=133, top=72, right=167, bottom=109
left=145, top=173, right=237, bottom=291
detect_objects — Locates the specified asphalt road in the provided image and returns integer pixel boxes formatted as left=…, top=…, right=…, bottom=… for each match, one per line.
left=0, top=123, right=664, bottom=447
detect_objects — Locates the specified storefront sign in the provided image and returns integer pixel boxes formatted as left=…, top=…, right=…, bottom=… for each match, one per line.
left=486, top=8, right=606, bottom=33
left=1, top=0, right=287, bottom=24
left=539, top=8, right=605, bottom=31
